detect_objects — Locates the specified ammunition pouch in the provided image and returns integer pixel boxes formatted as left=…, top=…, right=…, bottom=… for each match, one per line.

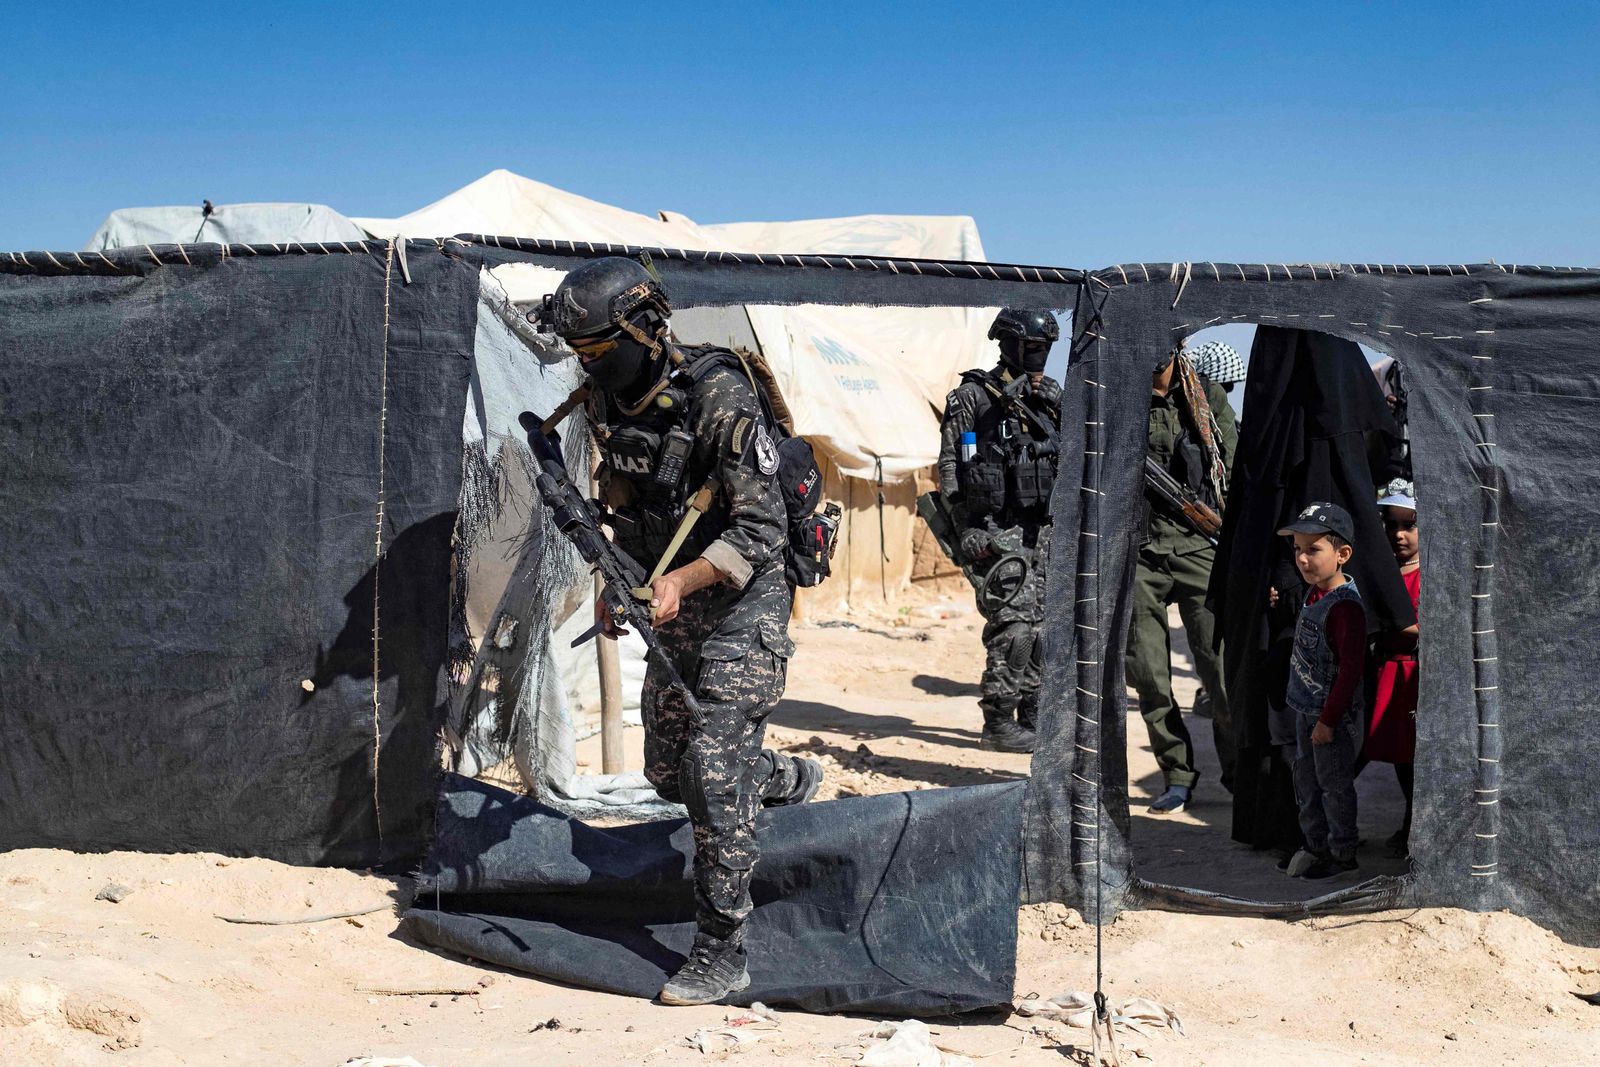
left=604, top=426, right=661, bottom=481
left=959, top=458, right=1008, bottom=518
left=612, top=502, right=710, bottom=571
left=1007, top=446, right=1056, bottom=512
left=1170, top=427, right=1222, bottom=510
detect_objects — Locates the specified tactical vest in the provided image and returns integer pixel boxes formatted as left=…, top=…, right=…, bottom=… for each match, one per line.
left=956, top=369, right=1059, bottom=524
left=593, top=345, right=836, bottom=586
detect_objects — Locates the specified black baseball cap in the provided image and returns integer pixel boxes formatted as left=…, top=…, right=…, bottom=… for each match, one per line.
left=1278, top=502, right=1355, bottom=543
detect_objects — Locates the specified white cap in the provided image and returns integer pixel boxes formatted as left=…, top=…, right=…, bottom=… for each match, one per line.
left=1376, top=477, right=1416, bottom=511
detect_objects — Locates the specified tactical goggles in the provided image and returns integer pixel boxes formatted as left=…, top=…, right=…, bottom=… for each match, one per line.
left=567, top=332, right=621, bottom=360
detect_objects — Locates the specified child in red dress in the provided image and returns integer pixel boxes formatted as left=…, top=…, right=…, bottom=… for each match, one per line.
left=1366, top=480, right=1419, bottom=856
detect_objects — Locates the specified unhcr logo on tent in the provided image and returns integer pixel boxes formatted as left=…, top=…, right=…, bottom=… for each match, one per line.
left=813, top=334, right=881, bottom=392
left=814, top=335, right=867, bottom=366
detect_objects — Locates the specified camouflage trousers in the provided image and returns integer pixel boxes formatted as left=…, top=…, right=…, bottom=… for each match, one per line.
left=973, top=523, right=1051, bottom=729
left=640, top=566, right=803, bottom=943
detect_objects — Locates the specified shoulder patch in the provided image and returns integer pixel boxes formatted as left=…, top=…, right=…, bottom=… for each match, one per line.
left=754, top=426, right=780, bottom=476
left=731, top=413, right=755, bottom=458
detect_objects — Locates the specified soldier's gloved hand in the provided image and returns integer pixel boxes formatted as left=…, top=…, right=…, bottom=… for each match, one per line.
left=960, top=528, right=995, bottom=561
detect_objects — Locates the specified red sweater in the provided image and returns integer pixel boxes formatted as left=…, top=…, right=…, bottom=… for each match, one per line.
left=1306, top=585, right=1367, bottom=728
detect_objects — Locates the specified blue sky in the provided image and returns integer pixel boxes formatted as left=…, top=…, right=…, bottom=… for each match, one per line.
left=2, top=3, right=1595, bottom=266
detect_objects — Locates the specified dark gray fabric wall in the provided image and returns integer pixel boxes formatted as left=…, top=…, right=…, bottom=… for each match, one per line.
left=6, top=240, right=1596, bottom=948
left=0, top=243, right=476, bottom=866
left=1024, top=263, right=1600, bottom=947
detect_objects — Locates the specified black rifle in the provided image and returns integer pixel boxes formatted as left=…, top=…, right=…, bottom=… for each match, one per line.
left=997, top=374, right=1061, bottom=453
left=1143, top=456, right=1222, bottom=545
left=518, top=411, right=704, bottom=720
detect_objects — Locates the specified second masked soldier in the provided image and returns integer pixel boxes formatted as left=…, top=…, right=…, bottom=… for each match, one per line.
left=937, top=309, right=1063, bottom=753
left=539, top=258, right=824, bottom=1006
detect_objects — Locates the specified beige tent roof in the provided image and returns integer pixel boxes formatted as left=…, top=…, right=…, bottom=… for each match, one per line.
left=687, top=212, right=997, bottom=428
left=354, top=170, right=999, bottom=479
left=694, top=212, right=985, bottom=261
left=354, top=168, right=698, bottom=247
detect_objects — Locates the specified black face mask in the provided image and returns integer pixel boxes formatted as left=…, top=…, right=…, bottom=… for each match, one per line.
left=1000, top=337, right=1051, bottom=375
left=579, top=334, right=654, bottom=399
left=570, top=311, right=665, bottom=403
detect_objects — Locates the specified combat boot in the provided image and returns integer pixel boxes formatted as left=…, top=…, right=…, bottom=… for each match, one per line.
left=980, top=719, right=1036, bottom=753
left=1017, top=702, right=1039, bottom=734
left=659, top=933, right=751, bottom=1006
left=763, top=756, right=824, bottom=808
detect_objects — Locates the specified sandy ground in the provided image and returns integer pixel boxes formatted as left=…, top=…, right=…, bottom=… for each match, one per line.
left=5, top=602, right=1599, bottom=1065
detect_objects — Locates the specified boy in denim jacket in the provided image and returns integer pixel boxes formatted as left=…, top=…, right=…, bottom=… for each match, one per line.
left=1278, top=503, right=1367, bottom=880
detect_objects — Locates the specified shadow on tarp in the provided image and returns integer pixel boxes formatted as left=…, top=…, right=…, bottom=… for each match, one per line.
left=404, top=774, right=1022, bottom=1015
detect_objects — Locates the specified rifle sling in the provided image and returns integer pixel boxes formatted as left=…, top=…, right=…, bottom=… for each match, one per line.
left=641, top=478, right=721, bottom=594
left=541, top=384, right=592, bottom=436
left=978, top=378, right=1054, bottom=441
left=638, top=346, right=770, bottom=593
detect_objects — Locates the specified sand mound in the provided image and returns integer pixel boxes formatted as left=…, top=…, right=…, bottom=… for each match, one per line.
left=0, top=979, right=142, bottom=1060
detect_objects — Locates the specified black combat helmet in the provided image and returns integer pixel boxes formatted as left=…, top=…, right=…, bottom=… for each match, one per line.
left=988, top=308, right=1059, bottom=375
left=532, top=257, right=673, bottom=399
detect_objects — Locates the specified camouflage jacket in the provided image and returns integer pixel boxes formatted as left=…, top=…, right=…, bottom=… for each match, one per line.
left=592, top=345, right=787, bottom=590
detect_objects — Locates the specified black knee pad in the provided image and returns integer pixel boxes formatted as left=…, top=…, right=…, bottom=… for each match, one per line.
left=678, top=750, right=711, bottom=823
left=1005, top=627, right=1036, bottom=671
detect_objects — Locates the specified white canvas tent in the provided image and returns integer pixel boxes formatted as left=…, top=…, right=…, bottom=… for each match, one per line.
left=85, top=203, right=367, bottom=250
left=357, top=170, right=996, bottom=598
left=685, top=212, right=997, bottom=606
left=356, top=170, right=999, bottom=720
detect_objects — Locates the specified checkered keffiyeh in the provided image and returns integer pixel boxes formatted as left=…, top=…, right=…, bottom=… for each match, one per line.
left=1188, top=340, right=1245, bottom=385
left=1170, top=348, right=1230, bottom=507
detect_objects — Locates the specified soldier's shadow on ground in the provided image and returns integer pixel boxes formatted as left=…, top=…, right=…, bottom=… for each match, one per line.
left=771, top=698, right=977, bottom=747
left=770, top=699, right=1028, bottom=789
left=910, top=673, right=982, bottom=698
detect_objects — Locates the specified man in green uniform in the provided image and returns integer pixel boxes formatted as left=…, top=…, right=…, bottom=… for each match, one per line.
left=1130, top=345, right=1237, bottom=814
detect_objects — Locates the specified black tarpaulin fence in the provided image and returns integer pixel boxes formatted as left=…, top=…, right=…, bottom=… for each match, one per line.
left=0, top=238, right=475, bottom=867
left=3, top=240, right=1597, bottom=975
left=407, top=774, right=1023, bottom=1015
left=1031, top=260, right=1600, bottom=948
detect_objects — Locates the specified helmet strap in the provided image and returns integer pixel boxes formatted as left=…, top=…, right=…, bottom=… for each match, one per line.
left=614, top=323, right=674, bottom=417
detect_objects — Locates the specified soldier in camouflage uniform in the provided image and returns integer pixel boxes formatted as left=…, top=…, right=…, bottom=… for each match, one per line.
left=937, top=309, right=1063, bottom=753
left=540, top=258, right=822, bottom=1006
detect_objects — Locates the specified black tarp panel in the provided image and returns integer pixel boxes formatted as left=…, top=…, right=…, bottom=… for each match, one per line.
left=8, top=238, right=1599, bottom=952
left=0, top=243, right=475, bottom=866
left=1025, top=263, right=1600, bottom=947
left=405, top=775, right=1023, bottom=1015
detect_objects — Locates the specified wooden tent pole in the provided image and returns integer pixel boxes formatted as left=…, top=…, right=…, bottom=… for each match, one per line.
left=596, top=570, right=624, bottom=775
left=586, top=439, right=624, bottom=775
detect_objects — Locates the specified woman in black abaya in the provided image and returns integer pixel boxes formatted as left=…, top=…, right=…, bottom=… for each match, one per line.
left=1208, top=327, right=1416, bottom=855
